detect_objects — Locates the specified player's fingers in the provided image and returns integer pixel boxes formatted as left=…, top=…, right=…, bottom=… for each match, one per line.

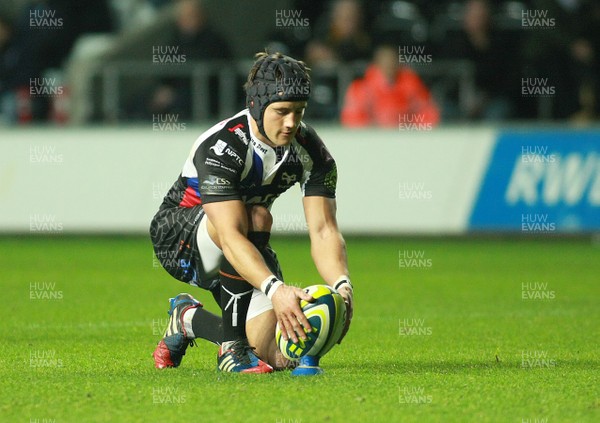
left=281, top=314, right=301, bottom=343
left=288, top=288, right=312, bottom=332
left=298, top=291, right=315, bottom=302
left=277, top=315, right=289, bottom=341
left=284, top=303, right=310, bottom=341
left=294, top=305, right=312, bottom=334
left=280, top=316, right=295, bottom=342
left=337, top=302, right=353, bottom=344
left=337, top=315, right=351, bottom=344
left=346, top=302, right=353, bottom=321
left=290, top=316, right=307, bottom=342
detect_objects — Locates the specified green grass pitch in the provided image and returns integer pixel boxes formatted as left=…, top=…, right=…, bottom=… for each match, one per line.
left=1, top=236, right=599, bottom=422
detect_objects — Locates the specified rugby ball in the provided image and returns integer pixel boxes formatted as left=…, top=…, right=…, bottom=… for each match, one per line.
left=276, top=284, right=347, bottom=361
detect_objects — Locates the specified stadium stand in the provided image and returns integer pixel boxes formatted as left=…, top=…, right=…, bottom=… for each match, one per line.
left=0, top=0, right=598, bottom=124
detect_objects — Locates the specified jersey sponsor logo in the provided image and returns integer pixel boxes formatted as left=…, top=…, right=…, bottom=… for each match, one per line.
left=201, top=175, right=233, bottom=193
left=324, top=164, right=337, bottom=193
left=228, top=123, right=249, bottom=145
left=209, top=139, right=243, bottom=166
left=205, top=157, right=238, bottom=174
left=210, top=140, right=227, bottom=156
left=251, top=138, right=268, bottom=154
left=223, top=147, right=243, bottom=166
left=220, top=164, right=237, bottom=173
left=281, top=172, right=297, bottom=185
left=205, top=157, right=220, bottom=167
left=201, top=175, right=231, bottom=186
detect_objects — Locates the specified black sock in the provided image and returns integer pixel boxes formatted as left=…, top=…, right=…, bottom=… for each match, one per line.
left=210, top=283, right=221, bottom=306
left=220, top=258, right=253, bottom=342
left=190, top=308, right=223, bottom=345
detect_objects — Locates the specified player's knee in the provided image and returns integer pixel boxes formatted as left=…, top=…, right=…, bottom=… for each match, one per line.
left=246, top=205, right=272, bottom=233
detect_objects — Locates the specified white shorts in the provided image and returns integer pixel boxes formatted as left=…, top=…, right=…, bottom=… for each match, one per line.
left=196, top=215, right=273, bottom=321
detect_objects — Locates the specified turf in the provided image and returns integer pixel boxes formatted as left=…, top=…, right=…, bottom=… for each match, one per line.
left=1, top=236, right=599, bottom=422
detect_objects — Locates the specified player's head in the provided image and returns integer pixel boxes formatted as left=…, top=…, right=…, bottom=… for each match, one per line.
left=244, top=52, right=311, bottom=144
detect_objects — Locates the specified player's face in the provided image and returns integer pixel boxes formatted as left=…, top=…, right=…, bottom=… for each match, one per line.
left=261, top=101, right=307, bottom=147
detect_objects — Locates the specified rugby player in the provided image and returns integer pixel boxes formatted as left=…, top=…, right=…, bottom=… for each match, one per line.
left=150, top=52, right=353, bottom=373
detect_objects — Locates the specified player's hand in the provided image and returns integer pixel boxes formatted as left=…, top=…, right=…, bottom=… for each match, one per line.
left=337, top=285, right=353, bottom=344
left=271, top=285, right=314, bottom=344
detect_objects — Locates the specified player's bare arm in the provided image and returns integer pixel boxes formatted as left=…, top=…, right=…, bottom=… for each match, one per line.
left=303, top=195, right=354, bottom=342
left=203, top=199, right=271, bottom=285
left=303, top=196, right=349, bottom=281
left=203, top=199, right=313, bottom=343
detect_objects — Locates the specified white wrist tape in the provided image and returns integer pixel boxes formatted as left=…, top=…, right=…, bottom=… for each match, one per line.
left=260, top=275, right=284, bottom=301
left=334, top=275, right=353, bottom=292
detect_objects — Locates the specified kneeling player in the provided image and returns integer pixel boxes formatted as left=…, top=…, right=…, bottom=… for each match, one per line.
left=149, top=52, right=354, bottom=373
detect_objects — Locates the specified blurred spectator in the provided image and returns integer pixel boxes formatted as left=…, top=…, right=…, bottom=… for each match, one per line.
left=571, top=1, right=600, bottom=123
left=0, top=0, right=113, bottom=123
left=0, top=13, right=18, bottom=122
left=264, top=0, right=326, bottom=59
left=111, top=0, right=164, bottom=31
left=134, top=0, right=231, bottom=120
left=41, top=0, right=113, bottom=68
left=523, top=0, right=599, bottom=120
left=340, top=44, right=440, bottom=127
left=304, top=0, right=372, bottom=66
left=302, top=0, right=372, bottom=122
left=437, top=0, right=517, bottom=121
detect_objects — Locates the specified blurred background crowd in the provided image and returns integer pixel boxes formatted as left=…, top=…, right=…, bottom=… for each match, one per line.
left=0, top=0, right=599, bottom=126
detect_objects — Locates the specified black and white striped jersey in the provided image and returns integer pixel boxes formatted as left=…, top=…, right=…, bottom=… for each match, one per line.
left=159, top=109, right=337, bottom=211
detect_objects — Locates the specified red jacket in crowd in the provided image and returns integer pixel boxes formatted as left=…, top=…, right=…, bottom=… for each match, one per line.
left=341, top=64, right=440, bottom=128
